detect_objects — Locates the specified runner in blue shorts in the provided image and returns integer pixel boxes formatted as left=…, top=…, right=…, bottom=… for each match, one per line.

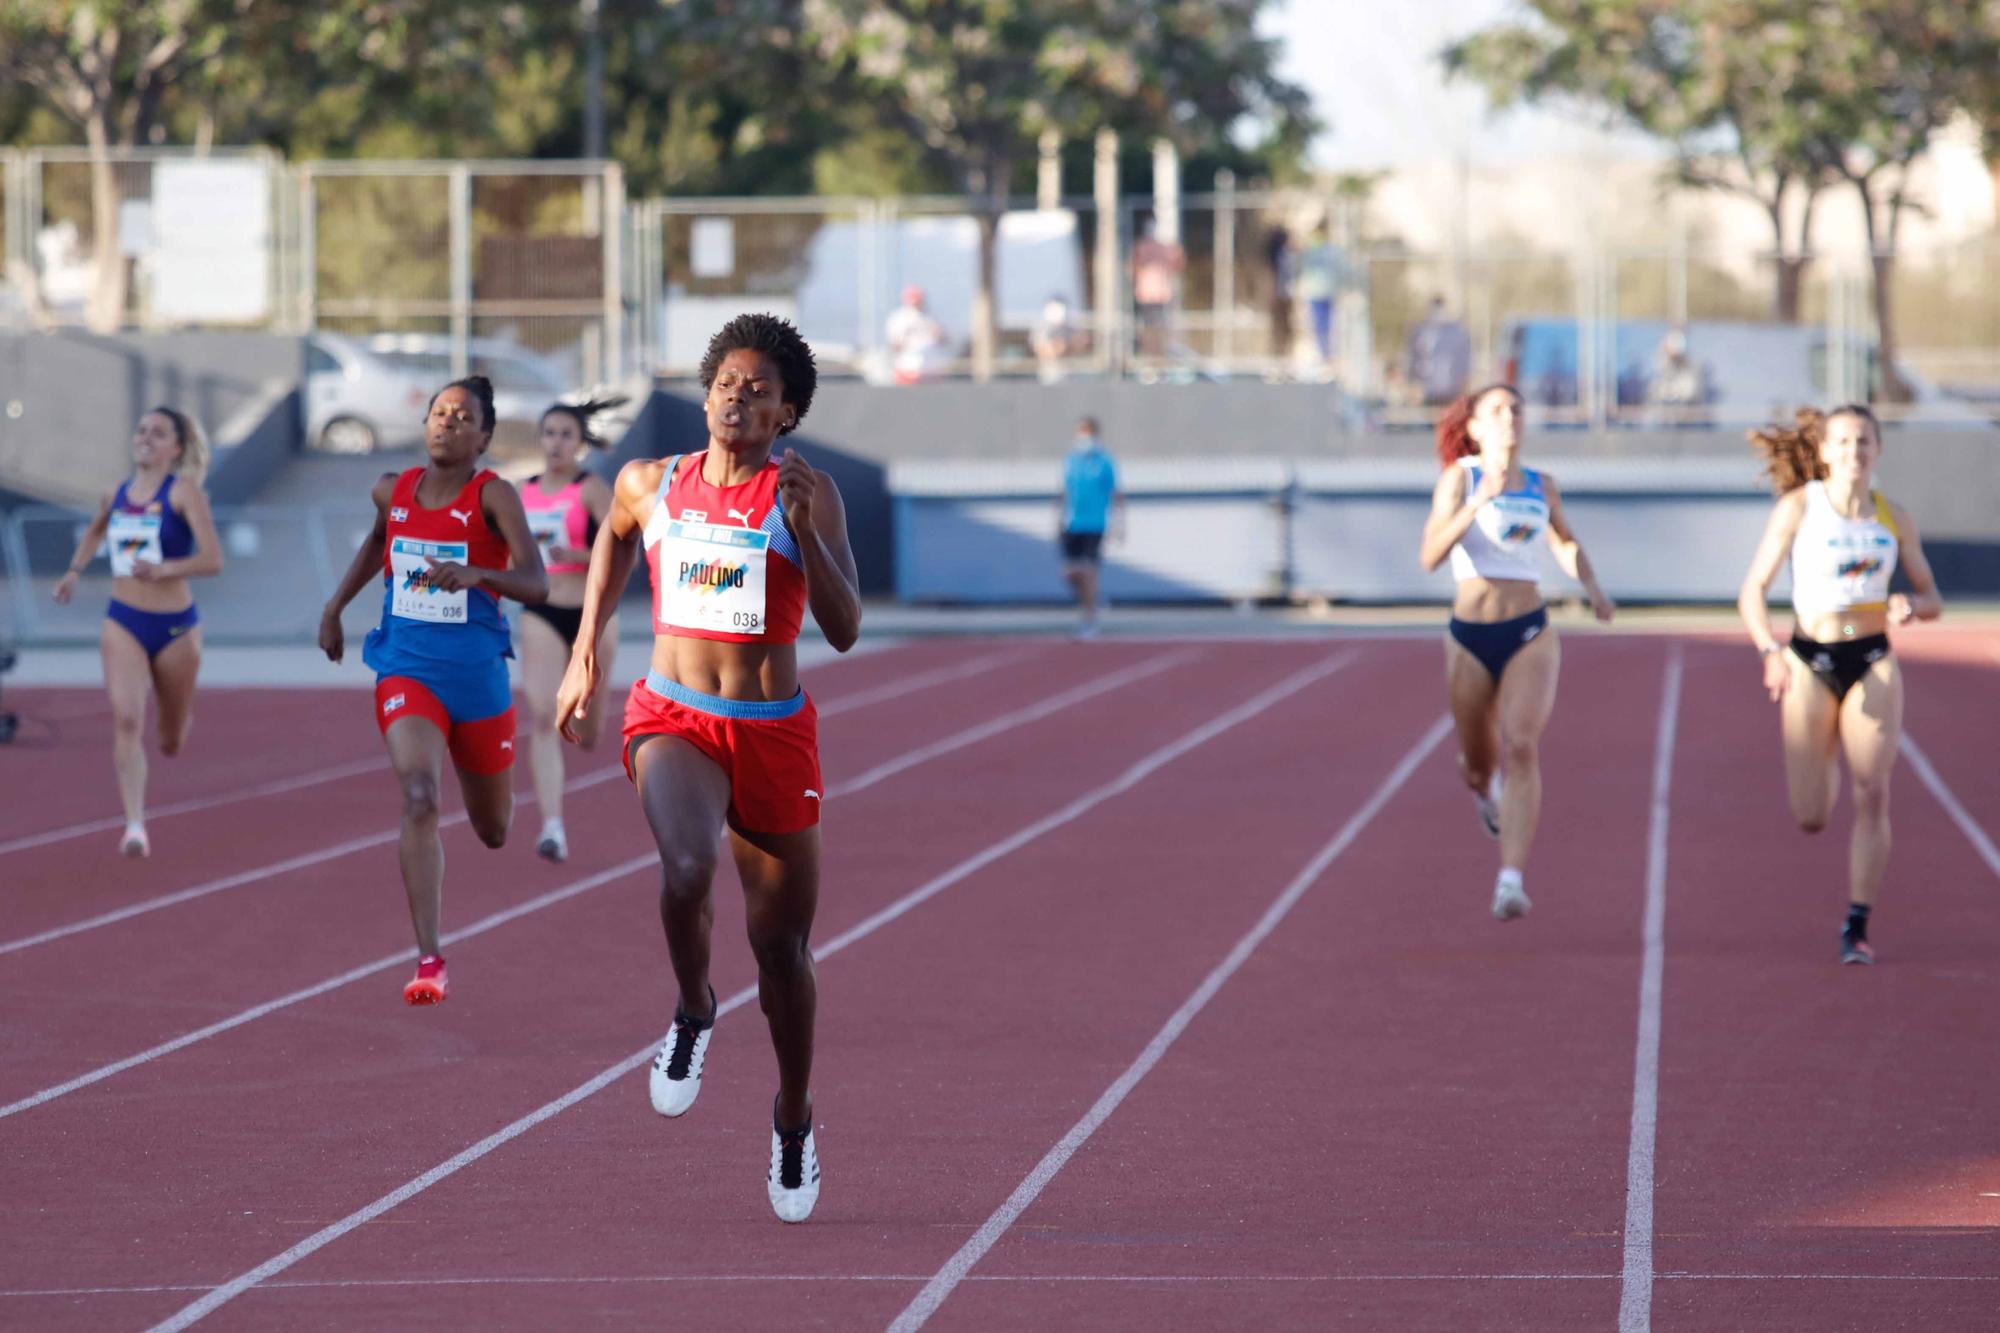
left=318, top=375, right=548, bottom=1004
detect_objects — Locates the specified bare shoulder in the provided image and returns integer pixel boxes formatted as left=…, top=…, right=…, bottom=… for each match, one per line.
left=369, top=471, right=401, bottom=507
left=615, top=457, right=667, bottom=500
left=170, top=477, right=212, bottom=512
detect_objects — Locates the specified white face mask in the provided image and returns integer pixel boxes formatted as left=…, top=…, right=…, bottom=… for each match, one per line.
left=1074, top=433, right=1097, bottom=449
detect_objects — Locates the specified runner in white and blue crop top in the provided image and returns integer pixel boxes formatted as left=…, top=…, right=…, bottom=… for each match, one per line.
left=1737, top=404, right=1943, bottom=966
left=1418, top=384, right=1616, bottom=924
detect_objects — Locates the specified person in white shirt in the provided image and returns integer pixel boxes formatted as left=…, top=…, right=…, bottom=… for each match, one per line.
left=1737, top=404, right=1943, bottom=965
left=884, top=285, right=949, bottom=385
left=1418, top=384, right=1615, bottom=923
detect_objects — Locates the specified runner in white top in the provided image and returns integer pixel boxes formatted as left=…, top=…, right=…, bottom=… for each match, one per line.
left=1737, top=405, right=1943, bottom=965
left=1419, top=384, right=1615, bottom=922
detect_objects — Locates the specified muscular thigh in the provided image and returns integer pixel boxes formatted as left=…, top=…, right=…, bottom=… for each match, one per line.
left=150, top=627, right=202, bottom=717
left=517, top=611, right=568, bottom=723
left=101, top=619, right=153, bottom=719
left=633, top=734, right=732, bottom=861
left=1496, top=628, right=1560, bottom=743
left=730, top=824, right=821, bottom=934
left=1838, top=653, right=1904, bottom=782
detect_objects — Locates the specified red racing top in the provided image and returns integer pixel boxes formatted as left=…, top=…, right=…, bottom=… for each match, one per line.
left=642, top=452, right=806, bottom=644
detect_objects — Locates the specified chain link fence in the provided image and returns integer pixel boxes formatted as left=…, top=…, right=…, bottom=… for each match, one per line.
left=0, top=145, right=1989, bottom=428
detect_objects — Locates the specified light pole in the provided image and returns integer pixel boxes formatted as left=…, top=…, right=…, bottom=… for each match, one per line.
left=583, top=0, right=605, bottom=160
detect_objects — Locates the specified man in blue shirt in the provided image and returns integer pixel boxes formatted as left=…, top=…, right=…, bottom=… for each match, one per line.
left=1057, top=417, right=1121, bottom=638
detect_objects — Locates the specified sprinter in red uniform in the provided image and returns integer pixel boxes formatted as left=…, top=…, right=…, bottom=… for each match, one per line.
left=318, top=376, right=547, bottom=1004
left=555, top=315, right=860, bottom=1223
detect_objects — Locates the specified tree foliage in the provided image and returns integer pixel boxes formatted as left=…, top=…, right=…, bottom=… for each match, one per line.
left=1445, top=0, right=1834, bottom=322
left=800, top=0, right=1314, bottom=375
left=1446, top=0, right=2000, bottom=398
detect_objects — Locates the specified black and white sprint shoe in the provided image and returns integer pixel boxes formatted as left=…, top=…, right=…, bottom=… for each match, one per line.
left=768, top=1103, right=821, bottom=1223
left=648, top=987, right=715, bottom=1117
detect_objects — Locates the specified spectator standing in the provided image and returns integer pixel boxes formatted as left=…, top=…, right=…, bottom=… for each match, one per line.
left=884, top=285, right=949, bottom=385
left=1296, top=226, right=1343, bottom=369
left=1057, top=416, right=1122, bottom=639
left=1032, top=293, right=1080, bottom=383
left=1407, top=295, right=1473, bottom=405
left=1264, top=224, right=1294, bottom=363
left=1130, top=220, right=1185, bottom=360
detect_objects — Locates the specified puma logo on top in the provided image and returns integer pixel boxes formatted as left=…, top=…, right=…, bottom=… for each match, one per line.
left=728, top=506, right=757, bottom=527
left=449, top=507, right=474, bottom=526
left=803, top=789, right=820, bottom=801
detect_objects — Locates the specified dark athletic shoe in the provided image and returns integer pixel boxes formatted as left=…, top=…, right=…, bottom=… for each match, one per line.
left=1840, top=932, right=1875, bottom=966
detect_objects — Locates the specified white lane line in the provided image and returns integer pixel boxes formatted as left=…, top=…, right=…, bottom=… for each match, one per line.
left=2, top=655, right=1196, bottom=1118
left=0, top=767, right=618, bottom=958
left=0, top=646, right=1051, bottom=955
left=1618, top=647, right=1684, bottom=1333
left=886, top=706, right=1450, bottom=1333
left=28, top=1271, right=2000, bottom=1298
left=0, top=757, right=386, bottom=858
left=143, top=649, right=1361, bottom=1333
left=812, top=645, right=1046, bottom=718
left=1902, top=734, right=2000, bottom=880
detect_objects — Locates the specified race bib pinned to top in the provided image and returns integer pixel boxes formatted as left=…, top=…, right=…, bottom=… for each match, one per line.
left=661, top=520, right=768, bottom=636
left=526, top=506, right=567, bottom=562
left=106, top=511, right=164, bottom=577
left=389, top=536, right=469, bottom=623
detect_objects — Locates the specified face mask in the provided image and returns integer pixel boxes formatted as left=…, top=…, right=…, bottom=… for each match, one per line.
left=1074, top=433, right=1097, bottom=449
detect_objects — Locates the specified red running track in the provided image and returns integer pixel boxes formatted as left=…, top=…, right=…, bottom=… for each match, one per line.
left=2, top=629, right=1997, bottom=1331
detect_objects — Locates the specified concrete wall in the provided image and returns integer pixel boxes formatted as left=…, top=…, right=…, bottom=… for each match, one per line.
left=633, top=380, right=1999, bottom=596
left=0, top=332, right=304, bottom=508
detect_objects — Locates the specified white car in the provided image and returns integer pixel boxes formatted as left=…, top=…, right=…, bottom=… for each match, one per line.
left=305, top=333, right=569, bottom=453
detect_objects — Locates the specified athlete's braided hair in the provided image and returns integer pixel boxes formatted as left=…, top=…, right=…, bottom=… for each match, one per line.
left=1747, top=404, right=1880, bottom=493
left=698, top=314, right=818, bottom=435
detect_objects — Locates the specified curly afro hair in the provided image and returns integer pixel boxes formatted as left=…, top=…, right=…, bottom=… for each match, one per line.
left=698, top=313, right=818, bottom=435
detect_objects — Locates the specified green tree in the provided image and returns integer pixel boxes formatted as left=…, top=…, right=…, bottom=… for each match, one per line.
left=1445, top=0, right=1830, bottom=322
left=0, top=1, right=250, bottom=328
left=1792, top=0, right=2000, bottom=400
left=802, top=0, right=1314, bottom=378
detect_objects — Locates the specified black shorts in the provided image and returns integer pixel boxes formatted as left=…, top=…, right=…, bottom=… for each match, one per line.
left=1448, top=606, right=1549, bottom=683
left=522, top=601, right=585, bottom=649
left=1790, top=631, right=1891, bottom=702
left=1060, top=530, right=1105, bottom=564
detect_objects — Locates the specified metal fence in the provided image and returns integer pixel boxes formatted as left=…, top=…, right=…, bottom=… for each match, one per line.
left=1, top=146, right=1993, bottom=426
left=4, top=502, right=378, bottom=645
left=628, top=186, right=1940, bottom=427
left=0, top=149, right=626, bottom=389
left=303, top=160, right=623, bottom=386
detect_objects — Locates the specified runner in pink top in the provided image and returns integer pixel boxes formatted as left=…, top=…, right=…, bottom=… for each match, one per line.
left=516, top=395, right=625, bottom=862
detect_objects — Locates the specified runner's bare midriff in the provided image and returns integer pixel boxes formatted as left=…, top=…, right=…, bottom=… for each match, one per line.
left=651, top=636, right=798, bottom=703
left=1452, top=576, right=1542, bottom=623
left=1794, top=607, right=1890, bottom=643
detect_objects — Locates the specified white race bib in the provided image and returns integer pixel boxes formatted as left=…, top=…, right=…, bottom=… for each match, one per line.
left=390, top=536, right=470, bottom=623
left=526, top=506, right=566, bottom=561
left=661, top=520, right=768, bottom=636
left=107, top=512, right=164, bottom=577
